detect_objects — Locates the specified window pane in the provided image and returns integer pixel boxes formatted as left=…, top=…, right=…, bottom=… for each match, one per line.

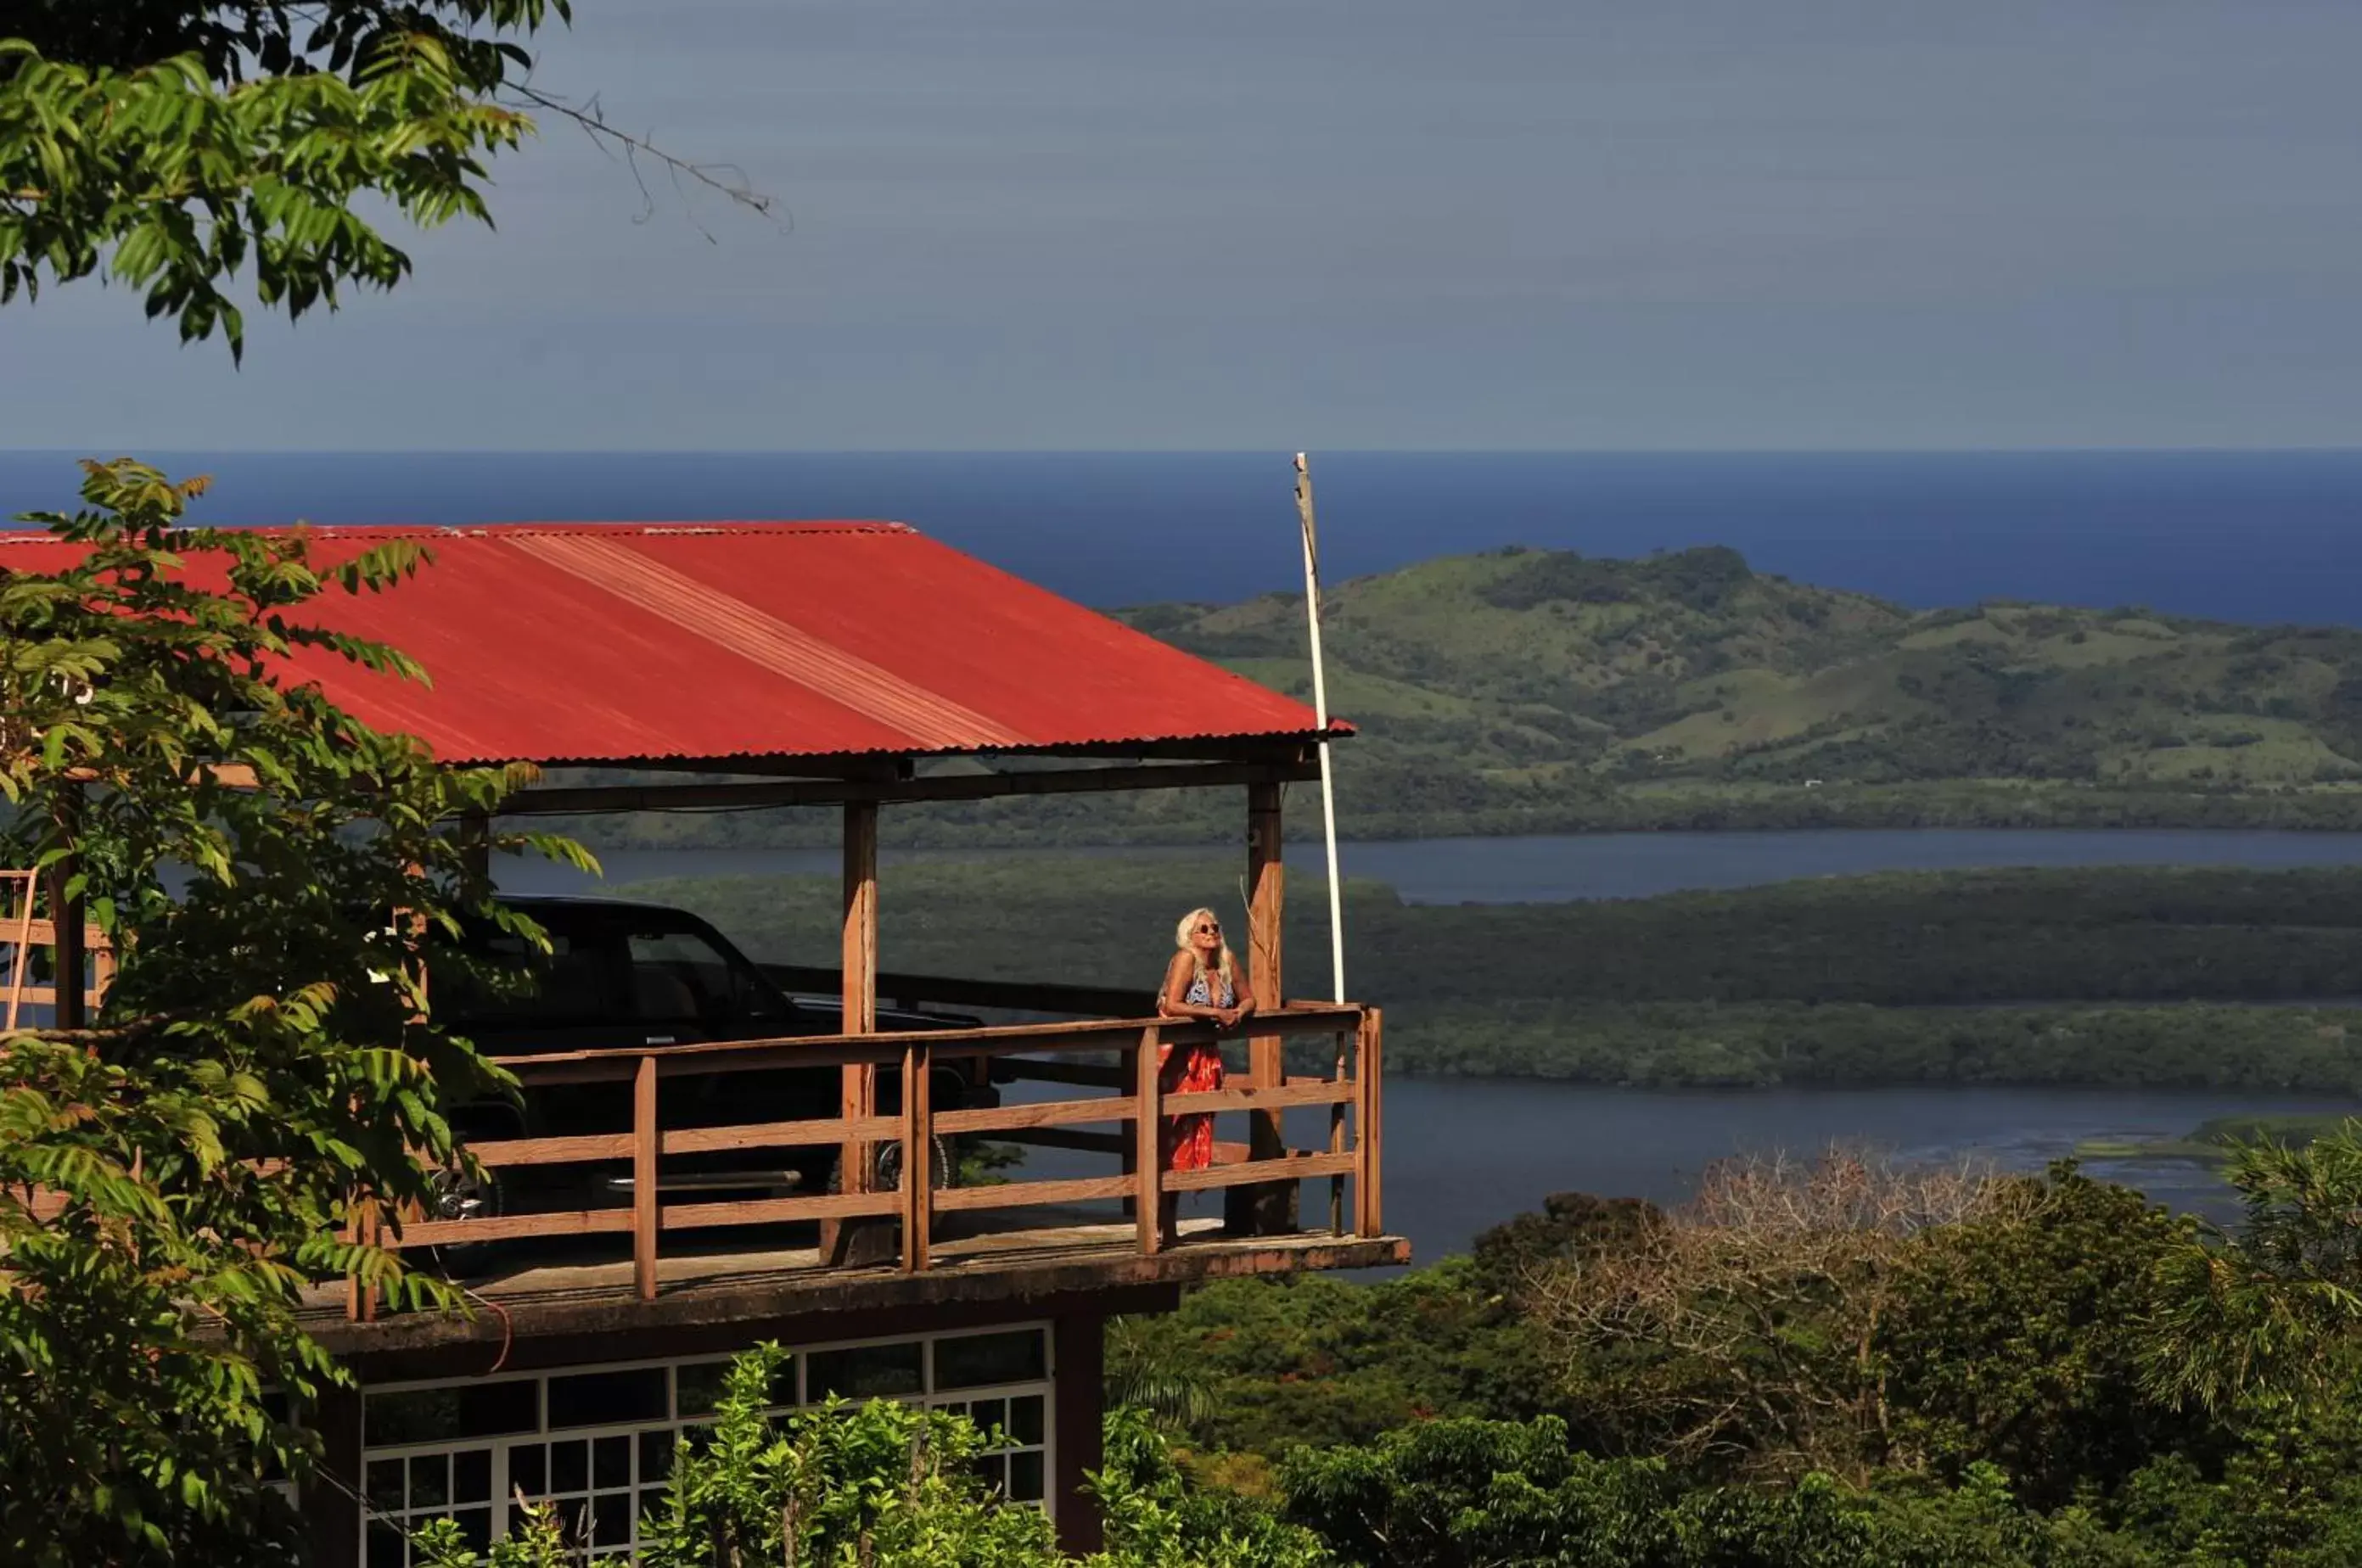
left=366, top=1380, right=539, bottom=1445
left=593, top=1491, right=634, bottom=1547
left=366, top=1520, right=407, bottom=1568
left=933, top=1330, right=1046, bottom=1391
left=1008, top=1450, right=1045, bottom=1503
left=452, top=1448, right=491, bottom=1505
left=547, top=1369, right=667, bottom=1430
left=551, top=1439, right=588, bottom=1495
left=1008, top=1395, right=1045, bottom=1447
left=807, top=1342, right=923, bottom=1401
left=967, top=1398, right=1007, bottom=1439
left=639, top=1430, right=676, bottom=1484
left=365, top=1459, right=407, bottom=1514
left=675, top=1361, right=727, bottom=1418
left=509, top=1444, right=547, bottom=1498
left=675, top=1356, right=793, bottom=1416
left=408, top=1454, right=448, bottom=1509
left=453, top=1507, right=492, bottom=1554
left=593, top=1435, right=631, bottom=1491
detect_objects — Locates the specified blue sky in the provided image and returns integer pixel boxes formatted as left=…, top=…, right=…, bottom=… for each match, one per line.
left=7, top=1, right=2362, bottom=451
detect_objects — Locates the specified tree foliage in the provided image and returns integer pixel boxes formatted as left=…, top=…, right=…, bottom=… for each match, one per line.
left=2140, top=1120, right=2362, bottom=1419
left=1876, top=1168, right=2192, bottom=1505
left=1, top=3, right=563, bottom=357
left=1145, top=1147, right=2362, bottom=1566
left=1276, top=1418, right=2140, bottom=1568
left=1527, top=1149, right=2022, bottom=1482
left=0, top=458, right=584, bottom=1565
left=410, top=1349, right=1328, bottom=1568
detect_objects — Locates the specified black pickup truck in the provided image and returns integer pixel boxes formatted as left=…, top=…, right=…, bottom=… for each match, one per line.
left=430, top=896, right=988, bottom=1228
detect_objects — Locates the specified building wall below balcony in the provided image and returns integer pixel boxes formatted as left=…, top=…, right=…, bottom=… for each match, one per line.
left=306, top=1288, right=1168, bottom=1568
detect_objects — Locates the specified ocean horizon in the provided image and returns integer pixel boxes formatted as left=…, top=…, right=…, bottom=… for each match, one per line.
left=4, top=447, right=2359, bottom=624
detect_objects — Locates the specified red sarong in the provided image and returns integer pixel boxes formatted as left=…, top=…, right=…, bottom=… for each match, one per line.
left=1159, top=1039, right=1224, bottom=1171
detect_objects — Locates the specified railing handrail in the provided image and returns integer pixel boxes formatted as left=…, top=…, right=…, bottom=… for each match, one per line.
left=756, top=962, right=1154, bottom=1020
left=489, top=1002, right=1370, bottom=1082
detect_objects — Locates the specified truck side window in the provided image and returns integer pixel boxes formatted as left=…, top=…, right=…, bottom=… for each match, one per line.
left=626, top=930, right=788, bottom=1028
left=442, top=932, right=630, bottom=1028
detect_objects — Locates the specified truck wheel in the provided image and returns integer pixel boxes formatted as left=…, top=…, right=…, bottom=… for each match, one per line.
left=421, top=1164, right=502, bottom=1274
left=828, top=1136, right=956, bottom=1193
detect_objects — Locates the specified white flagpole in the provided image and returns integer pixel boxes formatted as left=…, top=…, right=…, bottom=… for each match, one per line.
left=1294, top=453, right=1347, bottom=1003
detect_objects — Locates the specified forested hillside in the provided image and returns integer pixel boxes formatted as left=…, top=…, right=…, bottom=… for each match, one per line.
left=1125, top=543, right=2362, bottom=830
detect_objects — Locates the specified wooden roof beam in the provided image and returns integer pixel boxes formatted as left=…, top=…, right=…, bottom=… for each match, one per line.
left=543, top=735, right=1323, bottom=776
left=495, top=758, right=1320, bottom=817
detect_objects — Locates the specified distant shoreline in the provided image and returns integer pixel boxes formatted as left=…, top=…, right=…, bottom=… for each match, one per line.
left=570, top=781, right=2362, bottom=854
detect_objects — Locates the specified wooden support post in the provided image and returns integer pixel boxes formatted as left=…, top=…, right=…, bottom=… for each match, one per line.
left=1230, top=781, right=1291, bottom=1235
left=1134, top=1027, right=1162, bottom=1256
left=900, top=1042, right=932, bottom=1272
left=457, top=808, right=492, bottom=883
left=1355, top=1008, right=1384, bottom=1237
left=306, top=1380, right=365, bottom=1568
left=633, top=1053, right=659, bottom=1302
left=825, top=800, right=881, bottom=1263
left=1052, top=1311, right=1108, bottom=1556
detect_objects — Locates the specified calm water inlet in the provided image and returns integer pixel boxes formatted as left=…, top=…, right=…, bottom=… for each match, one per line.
left=1373, top=1080, right=2354, bottom=1263
left=506, top=827, right=2362, bottom=905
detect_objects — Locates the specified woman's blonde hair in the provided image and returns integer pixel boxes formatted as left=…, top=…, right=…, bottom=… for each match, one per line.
left=1173, top=906, right=1237, bottom=986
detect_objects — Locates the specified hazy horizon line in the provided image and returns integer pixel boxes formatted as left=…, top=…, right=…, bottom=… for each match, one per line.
left=9, top=445, right=2362, bottom=460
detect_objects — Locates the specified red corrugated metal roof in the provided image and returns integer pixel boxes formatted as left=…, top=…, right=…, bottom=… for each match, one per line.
left=0, top=522, right=1346, bottom=766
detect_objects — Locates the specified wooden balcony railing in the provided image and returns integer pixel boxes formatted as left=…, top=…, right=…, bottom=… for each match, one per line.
left=354, top=1003, right=1383, bottom=1319
left=3, top=869, right=113, bottom=1031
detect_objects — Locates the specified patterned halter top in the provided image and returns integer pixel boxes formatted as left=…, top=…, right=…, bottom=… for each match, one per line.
left=1184, top=967, right=1235, bottom=1009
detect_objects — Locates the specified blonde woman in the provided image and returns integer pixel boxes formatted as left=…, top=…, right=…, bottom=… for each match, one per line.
left=1153, top=907, right=1257, bottom=1240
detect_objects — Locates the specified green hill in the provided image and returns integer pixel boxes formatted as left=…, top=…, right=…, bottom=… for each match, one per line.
left=572, top=546, right=2362, bottom=848
left=1110, top=544, right=2362, bottom=836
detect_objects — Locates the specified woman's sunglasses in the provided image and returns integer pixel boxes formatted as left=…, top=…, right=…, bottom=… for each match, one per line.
left=1195, top=922, right=1220, bottom=935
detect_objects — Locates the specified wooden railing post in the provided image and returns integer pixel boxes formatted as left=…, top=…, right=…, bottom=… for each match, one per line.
left=1355, top=1008, right=1383, bottom=1237
left=1329, top=1024, right=1349, bottom=1235
left=1135, top=1026, right=1162, bottom=1255
left=634, top=1053, right=659, bottom=1302
left=901, top=1042, right=932, bottom=1272
left=3, top=871, right=36, bottom=1033
left=345, top=1195, right=379, bottom=1322
left=48, top=786, right=84, bottom=1033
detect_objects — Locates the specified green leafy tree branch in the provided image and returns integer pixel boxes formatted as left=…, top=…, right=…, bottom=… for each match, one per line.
left=0, top=457, right=592, bottom=1565
left=2, top=2, right=773, bottom=359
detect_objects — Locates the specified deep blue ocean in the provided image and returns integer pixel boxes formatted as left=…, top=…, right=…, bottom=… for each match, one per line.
left=3, top=448, right=2359, bottom=621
